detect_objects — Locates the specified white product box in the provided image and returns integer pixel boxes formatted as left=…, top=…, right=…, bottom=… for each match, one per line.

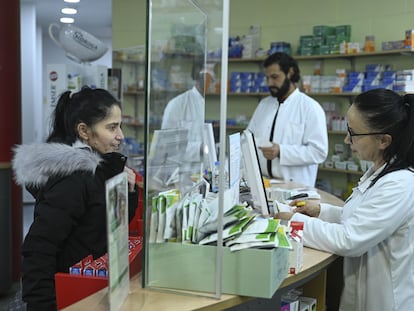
left=299, top=296, right=317, bottom=311
left=334, top=161, right=347, bottom=170
left=288, top=221, right=304, bottom=274
left=81, top=65, right=108, bottom=89
left=242, top=34, right=261, bottom=58
left=282, top=298, right=299, bottom=311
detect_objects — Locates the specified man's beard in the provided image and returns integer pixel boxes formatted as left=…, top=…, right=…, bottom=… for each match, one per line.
left=269, top=77, right=291, bottom=102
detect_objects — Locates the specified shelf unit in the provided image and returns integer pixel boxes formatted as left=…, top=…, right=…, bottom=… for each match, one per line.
left=206, top=48, right=414, bottom=197
left=112, top=55, right=146, bottom=145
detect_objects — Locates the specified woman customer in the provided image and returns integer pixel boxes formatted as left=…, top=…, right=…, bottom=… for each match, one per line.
left=276, top=88, right=414, bottom=310
left=12, top=87, right=138, bottom=310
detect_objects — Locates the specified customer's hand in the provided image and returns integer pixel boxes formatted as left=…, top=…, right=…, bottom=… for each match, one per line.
left=124, top=166, right=137, bottom=192
left=259, top=143, right=280, bottom=160
left=290, top=199, right=320, bottom=217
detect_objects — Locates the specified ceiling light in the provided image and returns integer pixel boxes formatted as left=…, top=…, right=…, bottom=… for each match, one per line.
left=60, top=17, right=75, bottom=24
left=64, top=0, right=80, bottom=3
left=61, top=8, right=77, bottom=15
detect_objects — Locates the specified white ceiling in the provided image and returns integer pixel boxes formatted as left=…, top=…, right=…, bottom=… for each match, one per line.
left=21, top=0, right=112, bottom=38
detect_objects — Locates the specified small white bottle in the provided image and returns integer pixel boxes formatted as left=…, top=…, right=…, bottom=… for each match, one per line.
left=212, top=161, right=220, bottom=193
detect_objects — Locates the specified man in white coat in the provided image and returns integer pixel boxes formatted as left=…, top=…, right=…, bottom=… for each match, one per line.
left=247, top=52, right=328, bottom=187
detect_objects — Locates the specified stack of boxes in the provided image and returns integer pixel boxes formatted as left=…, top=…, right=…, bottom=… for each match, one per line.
left=268, top=41, right=292, bottom=56
left=229, top=71, right=268, bottom=93
left=281, top=289, right=317, bottom=311
left=302, top=68, right=347, bottom=94
left=298, top=25, right=351, bottom=56
left=342, top=64, right=395, bottom=93
left=394, top=69, right=414, bottom=92
left=241, top=25, right=261, bottom=59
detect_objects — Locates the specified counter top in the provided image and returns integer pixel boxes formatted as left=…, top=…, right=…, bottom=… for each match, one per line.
left=63, top=184, right=344, bottom=311
left=63, top=247, right=337, bottom=311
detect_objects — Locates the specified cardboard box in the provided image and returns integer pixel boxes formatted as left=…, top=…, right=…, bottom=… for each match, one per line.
left=281, top=301, right=290, bottom=311
left=282, top=298, right=299, bottom=311
left=147, top=243, right=288, bottom=298
left=55, top=237, right=143, bottom=310
left=288, top=221, right=304, bottom=274
left=299, top=296, right=317, bottom=311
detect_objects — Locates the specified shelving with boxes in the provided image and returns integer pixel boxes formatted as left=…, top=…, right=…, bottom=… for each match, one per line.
left=206, top=47, right=414, bottom=198
left=113, top=44, right=207, bottom=159
left=112, top=47, right=147, bottom=173
left=298, top=50, right=414, bottom=197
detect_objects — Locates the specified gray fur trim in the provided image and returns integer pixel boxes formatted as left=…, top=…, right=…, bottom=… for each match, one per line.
left=12, top=142, right=102, bottom=187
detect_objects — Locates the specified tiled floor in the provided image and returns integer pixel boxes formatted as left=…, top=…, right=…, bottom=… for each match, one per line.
left=0, top=204, right=34, bottom=310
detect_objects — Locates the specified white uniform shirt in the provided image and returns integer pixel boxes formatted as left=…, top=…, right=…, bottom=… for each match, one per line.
left=161, top=86, right=205, bottom=162
left=247, top=88, right=328, bottom=187
left=293, top=165, right=414, bottom=311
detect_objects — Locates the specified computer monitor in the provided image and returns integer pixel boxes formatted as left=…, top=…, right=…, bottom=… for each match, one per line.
left=240, top=129, right=270, bottom=216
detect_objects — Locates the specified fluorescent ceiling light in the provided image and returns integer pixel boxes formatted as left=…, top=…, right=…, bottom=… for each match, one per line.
left=60, top=17, right=75, bottom=23
left=64, top=0, right=80, bottom=3
left=61, top=8, right=77, bottom=15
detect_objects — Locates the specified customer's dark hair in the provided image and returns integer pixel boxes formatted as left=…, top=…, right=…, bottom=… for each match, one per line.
left=353, top=88, right=414, bottom=185
left=263, top=52, right=300, bottom=83
left=47, top=86, right=121, bottom=144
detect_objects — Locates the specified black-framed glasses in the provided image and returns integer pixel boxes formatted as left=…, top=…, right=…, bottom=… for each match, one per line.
left=346, top=124, right=386, bottom=144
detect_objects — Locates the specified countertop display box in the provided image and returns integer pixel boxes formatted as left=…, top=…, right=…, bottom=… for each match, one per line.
left=147, top=243, right=288, bottom=298
left=55, top=237, right=143, bottom=310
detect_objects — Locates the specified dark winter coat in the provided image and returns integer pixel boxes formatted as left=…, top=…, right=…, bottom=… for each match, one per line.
left=12, top=141, right=138, bottom=311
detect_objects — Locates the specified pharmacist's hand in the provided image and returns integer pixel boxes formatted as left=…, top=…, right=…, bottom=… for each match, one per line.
left=290, top=199, right=320, bottom=217
left=274, top=212, right=294, bottom=220
left=124, top=166, right=137, bottom=192
left=259, top=143, right=280, bottom=160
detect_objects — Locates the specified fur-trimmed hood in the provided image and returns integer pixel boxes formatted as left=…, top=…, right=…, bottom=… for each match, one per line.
left=12, top=141, right=102, bottom=188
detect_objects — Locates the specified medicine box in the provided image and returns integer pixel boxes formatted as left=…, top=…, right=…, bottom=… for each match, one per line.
left=405, top=29, right=414, bottom=49
left=147, top=243, right=288, bottom=298
left=282, top=298, right=300, bottom=311
left=281, top=302, right=290, bottom=311
left=299, top=296, right=317, bottom=311
left=288, top=221, right=304, bottom=275
left=55, top=237, right=143, bottom=310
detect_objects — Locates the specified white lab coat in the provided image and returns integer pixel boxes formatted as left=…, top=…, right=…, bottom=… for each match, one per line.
left=161, top=86, right=205, bottom=162
left=247, top=89, right=328, bottom=187
left=293, top=165, right=414, bottom=311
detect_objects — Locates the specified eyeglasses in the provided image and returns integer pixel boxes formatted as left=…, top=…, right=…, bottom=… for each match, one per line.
left=346, top=124, right=386, bottom=144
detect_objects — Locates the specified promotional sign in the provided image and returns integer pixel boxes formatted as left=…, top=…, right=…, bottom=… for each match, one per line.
left=105, top=172, right=129, bottom=311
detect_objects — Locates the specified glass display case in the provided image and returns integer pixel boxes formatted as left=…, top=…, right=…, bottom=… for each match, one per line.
left=143, top=0, right=231, bottom=298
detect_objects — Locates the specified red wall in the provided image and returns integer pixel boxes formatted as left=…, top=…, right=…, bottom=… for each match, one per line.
left=0, top=1, right=23, bottom=280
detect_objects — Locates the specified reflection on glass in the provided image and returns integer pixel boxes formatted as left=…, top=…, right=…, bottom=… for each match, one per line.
left=144, top=0, right=225, bottom=298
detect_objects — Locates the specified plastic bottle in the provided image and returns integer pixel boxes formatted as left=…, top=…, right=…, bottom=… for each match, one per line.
left=212, top=161, right=220, bottom=193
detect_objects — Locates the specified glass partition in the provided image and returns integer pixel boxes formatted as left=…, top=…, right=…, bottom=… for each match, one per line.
left=143, top=0, right=229, bottom=298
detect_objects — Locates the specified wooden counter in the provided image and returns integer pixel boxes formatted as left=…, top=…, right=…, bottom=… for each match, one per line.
left=63, top=184, right=344, bottom=311
left=63, top=248, right=338, bottom=311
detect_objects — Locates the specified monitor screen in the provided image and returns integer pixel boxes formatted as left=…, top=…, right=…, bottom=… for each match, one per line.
left=240, top=129, right=270, bottom=216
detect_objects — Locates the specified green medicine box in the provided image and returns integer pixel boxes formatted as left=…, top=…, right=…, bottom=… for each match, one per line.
left=147, top=243, right=288, bottom=298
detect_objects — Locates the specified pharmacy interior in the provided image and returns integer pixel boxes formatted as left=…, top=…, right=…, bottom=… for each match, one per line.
left=63, top=0, right=414, bottom=310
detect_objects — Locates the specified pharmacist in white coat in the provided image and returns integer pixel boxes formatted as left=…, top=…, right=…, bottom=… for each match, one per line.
left=277, top=88, right=414, bottom=311
left=247, top=52, right=328, bottom=187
